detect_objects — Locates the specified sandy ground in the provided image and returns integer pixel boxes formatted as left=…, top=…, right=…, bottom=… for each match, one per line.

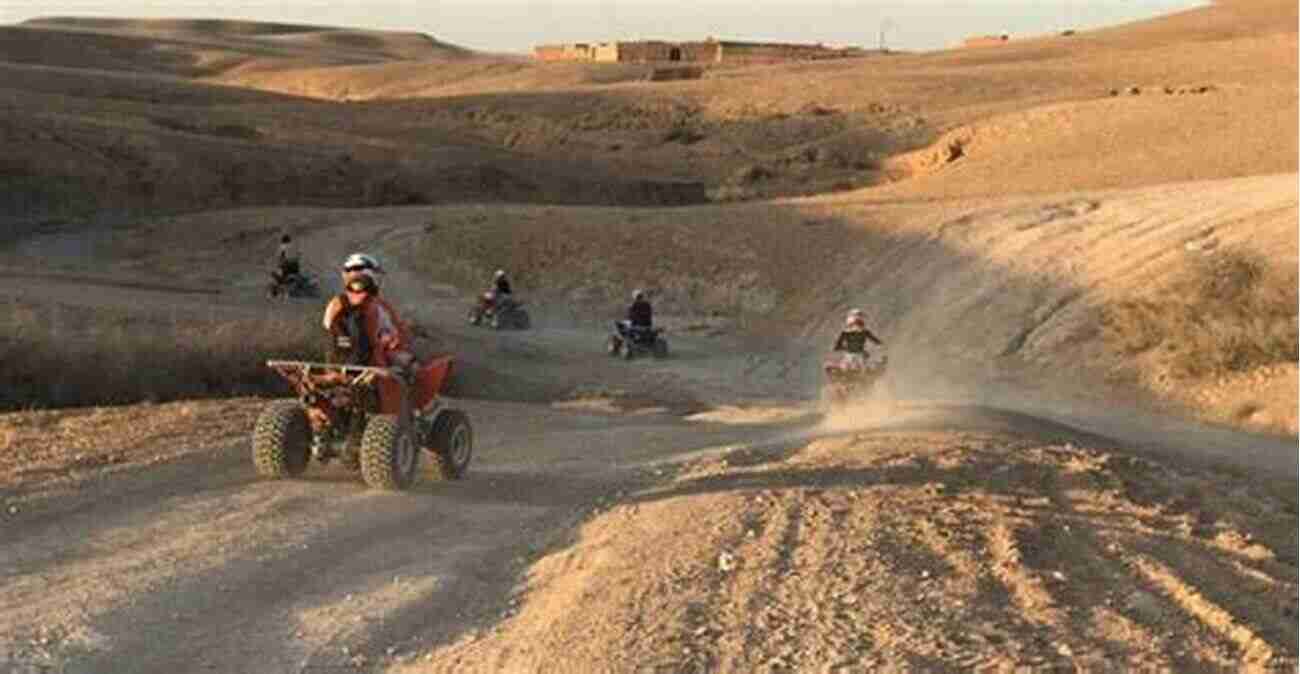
left=1, top=1, right=1297, bottom=672
left=414, top=416, right=1297, bottom=673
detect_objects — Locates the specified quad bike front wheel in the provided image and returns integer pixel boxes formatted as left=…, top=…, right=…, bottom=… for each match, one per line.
left=606, top=335, right=623, bottom=357
left=427, top=410, right=473, bottom=481
left=652, top=339, right=669, bottom=359
left=359, top=414, right=420, bottom=490
left=252, top=401, right=311, bottom=478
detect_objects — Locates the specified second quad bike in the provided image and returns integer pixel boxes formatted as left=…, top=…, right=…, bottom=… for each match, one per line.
left=822, top=351, right=888, bottom=404
left=252, top=357, right=472, bottom=490
left=607, top=321, right=668, bottom=360
left=468, top=291, right=531, bottom=330
left=267, top=270, right=321, bottom=300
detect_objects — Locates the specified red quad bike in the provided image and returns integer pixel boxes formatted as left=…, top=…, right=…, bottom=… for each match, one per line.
left=468, top=291, right=531, bottom=330
left=252, top=357, right=472, bottom=491
left=821, top=351, right=889, bottom=404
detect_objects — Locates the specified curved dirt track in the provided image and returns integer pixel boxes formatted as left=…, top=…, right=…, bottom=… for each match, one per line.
left=1, top=203, right=1295, bottom=673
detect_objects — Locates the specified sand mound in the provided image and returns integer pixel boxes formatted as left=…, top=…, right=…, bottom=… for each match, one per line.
left=411, top=432, right=1297, bottom=672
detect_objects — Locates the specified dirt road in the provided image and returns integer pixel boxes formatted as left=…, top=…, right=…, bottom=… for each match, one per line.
left=2, top=208, right=1294, bottom=673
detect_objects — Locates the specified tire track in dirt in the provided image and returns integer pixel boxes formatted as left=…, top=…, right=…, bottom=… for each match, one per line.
left=415, top=426, right=1298, bottom=672
left=1128, top=549, right=1280, bottom=665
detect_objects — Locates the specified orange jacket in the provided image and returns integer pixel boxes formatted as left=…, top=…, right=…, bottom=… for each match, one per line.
left=323, top=292, right=412, bottom=368
left=323, top=292, right=417, bottom=416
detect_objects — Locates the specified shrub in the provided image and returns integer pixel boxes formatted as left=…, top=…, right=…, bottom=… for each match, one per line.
left=1101, top=248, right=1298, bottom=378
left=0, top=302, right=323, bottom=410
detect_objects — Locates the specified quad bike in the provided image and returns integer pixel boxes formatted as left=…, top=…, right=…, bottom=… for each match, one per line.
left=821, top=351, right=888, bottom=404
left=252, top=357, right=472, bottom=490
left=468, top=291, right=531, bottom=330
left=266, top=270, right=321, bottom=300
left=607, top=321, right=669, bottom=360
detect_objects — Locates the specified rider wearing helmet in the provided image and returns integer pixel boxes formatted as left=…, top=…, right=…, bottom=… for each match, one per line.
left=492, top=269, right=513, bottom=297
left=322, top=253, right=416, bottom=414
left=273, top=234, right=301, bottom=284
left=627, top=289, right=653, bottom=329
left=833, top=308, right=883, bottom=355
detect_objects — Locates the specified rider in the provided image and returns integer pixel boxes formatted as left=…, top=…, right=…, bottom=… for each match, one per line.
left=833, top=308, right=883, bottom=357
left=322, top=253, right=417, bottom=414
left=273, top=234, right=301, bottom=284
left=619, top=289, right=654, bottom=341
left=492, top=269, right=513, bottom=297
left=485, top=268, right=514, bottom=314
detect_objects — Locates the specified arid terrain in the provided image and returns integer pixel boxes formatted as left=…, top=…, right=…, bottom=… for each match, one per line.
left=0, top=1, right=1296, bottom=672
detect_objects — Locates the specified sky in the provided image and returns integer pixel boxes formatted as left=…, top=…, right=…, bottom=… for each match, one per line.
left=0, top=0, right=1206, bottom=53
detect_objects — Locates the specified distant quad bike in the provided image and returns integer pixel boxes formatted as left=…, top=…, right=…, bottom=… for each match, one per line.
left=266, top=271, right=321, bottom=300
left=468, top=291, right=531, bottom=330
left=607, top=321, right=669, bottom=360
left=252, top=357, right=472, bottom=490
left=821, top=351, right=888, bottom=404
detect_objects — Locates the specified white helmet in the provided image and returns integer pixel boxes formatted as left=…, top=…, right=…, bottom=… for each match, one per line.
left=845, top=308, right=865, bottom=328
left=494, top=269, right=507, bottom=279
left=342, top=253, right=382, bottom=273
left=632, top=289, right=645, bottom=301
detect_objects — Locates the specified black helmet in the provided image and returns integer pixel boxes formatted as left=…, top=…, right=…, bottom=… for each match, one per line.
left=281, top=234, right=292, bottom=244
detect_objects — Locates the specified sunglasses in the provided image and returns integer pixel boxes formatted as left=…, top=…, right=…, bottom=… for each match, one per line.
left=343, top=265, right=368, bottom=272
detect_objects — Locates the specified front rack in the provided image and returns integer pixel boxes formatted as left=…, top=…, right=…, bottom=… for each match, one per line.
left=266, top=360, right=396, bottom=390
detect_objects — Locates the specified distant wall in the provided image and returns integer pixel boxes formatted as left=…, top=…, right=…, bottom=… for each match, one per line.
left=534, top=43, right=594, bottom=61
left=614, top=41, right=692, bottom=62
left=592, top=42, right=620, bottom=62
left=534, top=39, right=855, bottom=64
left=718, top=41, right=856, bottom=65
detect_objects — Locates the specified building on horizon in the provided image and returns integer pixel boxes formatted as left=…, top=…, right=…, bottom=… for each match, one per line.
left=534, top=38, right=866, bottom=65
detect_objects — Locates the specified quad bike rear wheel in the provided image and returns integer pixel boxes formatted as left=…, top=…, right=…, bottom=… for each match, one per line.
left=427, top=410, right=473, bottom=481
left=252, top=401, right=311, bottom=478
left=652, top=339, right=669, bottom=359
left=360, top=414, right=420, bottom=491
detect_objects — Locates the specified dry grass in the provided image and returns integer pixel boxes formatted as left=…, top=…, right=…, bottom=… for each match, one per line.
left=0, top=301, right=323, bottom=410
left=1102, top=247, right=1299, bottom=378
left=411, top=203, right=870, bottom=323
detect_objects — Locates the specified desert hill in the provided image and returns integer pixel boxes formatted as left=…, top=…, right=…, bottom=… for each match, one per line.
left=4, top=0, right=1295, bottom=222
left=0, top=1, right=1295, bottom=672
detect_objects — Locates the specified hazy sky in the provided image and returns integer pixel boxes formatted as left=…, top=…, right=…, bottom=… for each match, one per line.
left=1, top=0, right=1205, bottom=53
